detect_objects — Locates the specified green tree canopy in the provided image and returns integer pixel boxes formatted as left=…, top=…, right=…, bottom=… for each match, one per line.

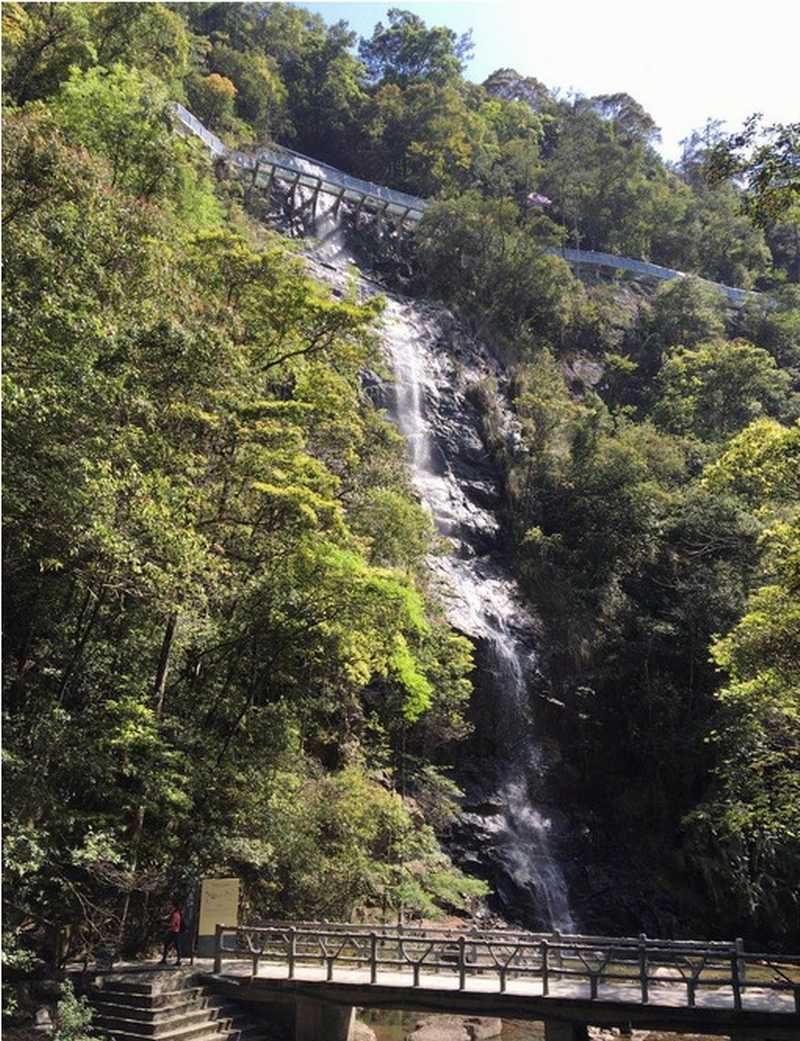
left=358, top=8, right=473, bottom=88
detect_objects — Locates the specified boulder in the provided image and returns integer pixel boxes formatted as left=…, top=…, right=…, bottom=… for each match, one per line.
left=34, top=1007, right=53, bottom=1032
left=465, top=1018, right=503, bottom=1040
left=352, top=1020, right=378, bottom=1041
left=408, top=1015, right=501, bottom=1041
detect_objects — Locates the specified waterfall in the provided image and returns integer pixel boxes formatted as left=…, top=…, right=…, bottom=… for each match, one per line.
left=300, top=196, right=575, bottom=932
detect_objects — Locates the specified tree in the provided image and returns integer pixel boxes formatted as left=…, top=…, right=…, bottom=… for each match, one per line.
left=416, top=193, right=573, bottom=348
left=654, top=338, right=793, bottom=440
left=648, top=276, right=727, bottom=351
left=684, top=420, right=800, bottom=938
left=185, top=71, right=238, bottom=130
left=3, top=105, right=480, bottom=961
left=1, top=1, right=95, bottom=104
left=358, top=8, right=473, bottom=88
left=483, top=68, right=553, bottom=114
left=707, top=116, right=800, bottom=229
left=207, top=42, right=288, bottom=137
left=52, top=63, right=180, bottom=198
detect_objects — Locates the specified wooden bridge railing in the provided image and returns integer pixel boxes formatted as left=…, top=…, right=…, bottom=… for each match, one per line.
left=212, top=922, right=800, bottom=1011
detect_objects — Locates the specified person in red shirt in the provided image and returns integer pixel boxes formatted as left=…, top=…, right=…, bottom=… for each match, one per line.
left=159, top=901, right=183, bottom=966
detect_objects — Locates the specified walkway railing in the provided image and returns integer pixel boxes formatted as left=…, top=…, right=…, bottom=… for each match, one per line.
left=553, top=248, right=749, bottom=304
left=212, top=922, right=800, bottom=1011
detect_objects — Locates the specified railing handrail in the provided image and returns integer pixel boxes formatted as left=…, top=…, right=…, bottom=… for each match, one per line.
left=240, top=920, right=742, bottom=950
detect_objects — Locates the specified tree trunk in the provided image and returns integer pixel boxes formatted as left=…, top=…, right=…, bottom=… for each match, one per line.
left=153, top=612, right=179, bottom=719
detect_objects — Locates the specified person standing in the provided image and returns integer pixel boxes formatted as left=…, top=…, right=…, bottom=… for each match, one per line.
left=159, top=901, right=183, bottom=966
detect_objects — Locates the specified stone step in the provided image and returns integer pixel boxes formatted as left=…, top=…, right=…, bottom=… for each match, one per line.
left=95, top=1015, right=236, bottom=1041
left=89, top=991, right=214, bottom=1021
left=93, top=1004, right=235, bottom=1037
left=93, top=971, right=200, bottom=997
left=85, top=972, right=270, bottom=1041
left=99, top=1022, right=264, bottom=1041
left=90, top=987, right=207, bottom=1012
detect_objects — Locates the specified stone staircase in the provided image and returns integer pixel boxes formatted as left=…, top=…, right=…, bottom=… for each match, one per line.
left=87, top=970, right=272, bottom=1041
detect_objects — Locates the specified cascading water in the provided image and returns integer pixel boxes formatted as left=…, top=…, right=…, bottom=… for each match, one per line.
left=299, top=193, right=575, bottom=932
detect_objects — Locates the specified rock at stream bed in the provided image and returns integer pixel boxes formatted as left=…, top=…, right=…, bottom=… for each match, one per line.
left=352, top=1021, right=378, bottom=1041
left=407, top=1016, right=502, bottom=1041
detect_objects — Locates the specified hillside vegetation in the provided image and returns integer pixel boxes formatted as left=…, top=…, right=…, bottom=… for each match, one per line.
left=3, top=1, right=799, bottom=974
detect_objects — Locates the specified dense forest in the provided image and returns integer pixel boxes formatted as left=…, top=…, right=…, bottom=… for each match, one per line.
left=3, top=0, right=799, bottom=987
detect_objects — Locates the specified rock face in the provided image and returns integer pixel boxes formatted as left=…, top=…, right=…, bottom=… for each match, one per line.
left=368, top=286, right=576, bottom=932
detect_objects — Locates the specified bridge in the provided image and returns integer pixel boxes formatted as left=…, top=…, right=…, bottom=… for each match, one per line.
left=173, top=105, right=751, bottom=304
left=173, top=103, right=428, bottom=224
left=207, top=921, right=800, bottom=1041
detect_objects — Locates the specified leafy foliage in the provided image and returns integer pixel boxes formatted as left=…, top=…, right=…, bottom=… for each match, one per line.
left=2, top=87, right=479, bottom=965
left=3, top=0, right=799, bottom=960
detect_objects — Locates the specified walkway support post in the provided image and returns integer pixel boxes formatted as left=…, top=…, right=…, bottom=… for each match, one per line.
left=544, top=1021, right=589, bottom=1041
left=735, top=938, right=745, bottom=988
left=731, top=946, right=742, bottom=1011
left=295, top=998, right=354, bottom=1041
left=552, top=930, right=563, bottom=969
left=541, top=940, right=550, bottom=995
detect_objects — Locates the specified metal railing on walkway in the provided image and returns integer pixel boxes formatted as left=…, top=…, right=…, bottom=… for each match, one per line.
left=553, top=248, right=749, bottom=304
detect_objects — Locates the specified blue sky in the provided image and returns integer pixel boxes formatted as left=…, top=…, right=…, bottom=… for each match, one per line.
left=287, top=1, right=799, bottom=163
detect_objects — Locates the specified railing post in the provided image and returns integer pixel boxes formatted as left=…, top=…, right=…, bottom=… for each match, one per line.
left=731, top=945, right=742, bottom=1010
left=213, top=924, right=224, bottom=974
left=370, top=932, right=378, bottom=984
left=541, top=940, right=550, bottom=996
left=735, top=938, right=746, bottom=989
left=590, top=972, right=598, bottom=999
left=552, top=930, right=563, bottom=969
left=638, top=934, right=649, bottom=1005
left=458, top=935, right=467, bottom=991
left=288, top=927, right=297, bottom=978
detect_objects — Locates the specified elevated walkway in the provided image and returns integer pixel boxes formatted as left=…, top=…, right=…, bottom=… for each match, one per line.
left=173, top=104, right=428, bottom=223
left=553, top=248, right=748, bottom=304
left=173, top=105, right=752, bottom=301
